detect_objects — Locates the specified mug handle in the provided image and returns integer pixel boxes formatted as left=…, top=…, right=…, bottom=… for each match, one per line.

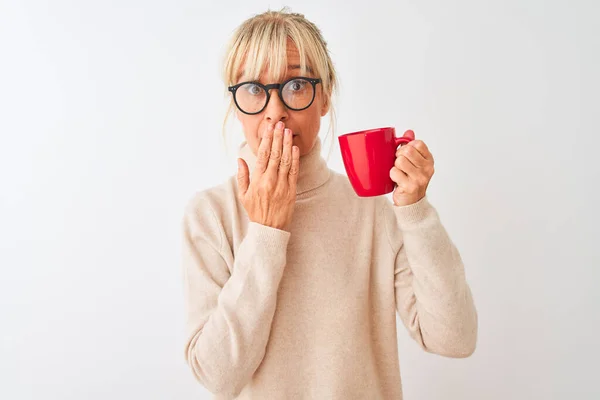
left=394, top=136, right=412, bottom=146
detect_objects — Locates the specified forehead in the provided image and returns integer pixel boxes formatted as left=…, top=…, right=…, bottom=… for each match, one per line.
left=285, top=41, right=300, bottom=63
left=238, top=40, right=313, bottom=83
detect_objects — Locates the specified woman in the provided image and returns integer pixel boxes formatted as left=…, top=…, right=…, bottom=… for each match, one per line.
left=182, top=9, right=477, bottom=399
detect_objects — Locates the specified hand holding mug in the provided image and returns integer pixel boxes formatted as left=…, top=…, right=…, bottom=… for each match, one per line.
left=338, top=126, right=435, bottom=206
left=389, top=130, right=435, bottom=207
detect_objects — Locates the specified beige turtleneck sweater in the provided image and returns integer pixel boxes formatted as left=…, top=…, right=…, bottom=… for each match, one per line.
left=182, top=138, right=477, bottom=399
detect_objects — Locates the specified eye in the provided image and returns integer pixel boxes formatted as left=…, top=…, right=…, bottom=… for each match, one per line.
left=288, top=79, right=307, bottom=92
left=243, top=83, right=263, bottom=96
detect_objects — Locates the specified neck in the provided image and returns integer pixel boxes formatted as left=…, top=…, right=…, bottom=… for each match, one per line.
left=238, top=138, right=330, bottom=195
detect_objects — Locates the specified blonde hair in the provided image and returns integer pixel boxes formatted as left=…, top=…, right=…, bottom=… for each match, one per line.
left=221, top=8, right=338, bottom=157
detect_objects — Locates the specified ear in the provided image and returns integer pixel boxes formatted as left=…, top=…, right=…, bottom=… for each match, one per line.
left=320, top=91, right=331, bottom=117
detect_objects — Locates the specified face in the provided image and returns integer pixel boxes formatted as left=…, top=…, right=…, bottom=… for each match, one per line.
left=234, top=40, right=330, bottom=156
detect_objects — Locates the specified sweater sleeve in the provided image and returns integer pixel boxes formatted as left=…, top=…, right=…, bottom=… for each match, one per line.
left=181, top=197, right=290, bottom=396
left=384, top=196, right=478, bottom=358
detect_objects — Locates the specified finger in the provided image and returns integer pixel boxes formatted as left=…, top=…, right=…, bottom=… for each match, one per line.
left=396, top=145, right=426, bottom=168
left=409, top=140, right=433, bottom=161
left=288, top=145, right=300, bottom=189
left=395, top=153, right=419, bottom=176
left=389, top=166, right=409, bottom=186
left=402, top=129, right=415, bottom=140
left=237, top=158, right=250, bottom=198
left=266, top=121, right=285, bottom=177
left=278, top=128, right=293, bottom=178
left=254, top=123, right=274, bottom=175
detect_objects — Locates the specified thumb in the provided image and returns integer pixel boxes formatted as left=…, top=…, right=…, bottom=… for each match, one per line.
left=237, top=158, right=250, bottom=197
left=402, top=129, right=415, bottom=140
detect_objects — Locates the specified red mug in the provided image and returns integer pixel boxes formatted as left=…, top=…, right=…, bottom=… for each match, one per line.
left=339, top=127, right=415, bottom=197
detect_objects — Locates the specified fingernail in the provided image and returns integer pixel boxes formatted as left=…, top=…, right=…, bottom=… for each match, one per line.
left=276, top=121, right=284, bottom=129
left=284, top=128, right=291, bottom=136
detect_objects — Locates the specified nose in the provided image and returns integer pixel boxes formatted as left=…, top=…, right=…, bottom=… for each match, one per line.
left=264, top=88, right=288, bottom=124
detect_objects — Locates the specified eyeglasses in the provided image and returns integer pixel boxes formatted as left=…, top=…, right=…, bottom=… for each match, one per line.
left=228, top=76, right=322, bottom=115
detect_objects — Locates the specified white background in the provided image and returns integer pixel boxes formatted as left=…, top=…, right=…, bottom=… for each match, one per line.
left=1, top=0, right=599, bottom=399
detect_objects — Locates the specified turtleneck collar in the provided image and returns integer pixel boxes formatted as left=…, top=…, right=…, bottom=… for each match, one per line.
left=238, top=137, right=331, bottom=195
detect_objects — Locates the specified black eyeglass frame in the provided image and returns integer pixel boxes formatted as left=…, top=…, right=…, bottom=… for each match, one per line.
left=228, top=77, right=322, bottom=115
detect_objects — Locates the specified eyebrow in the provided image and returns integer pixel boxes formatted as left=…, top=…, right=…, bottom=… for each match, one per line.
left=287, top=64, right=314, bottom=74
left=236, top=64, right=314, bottom=83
